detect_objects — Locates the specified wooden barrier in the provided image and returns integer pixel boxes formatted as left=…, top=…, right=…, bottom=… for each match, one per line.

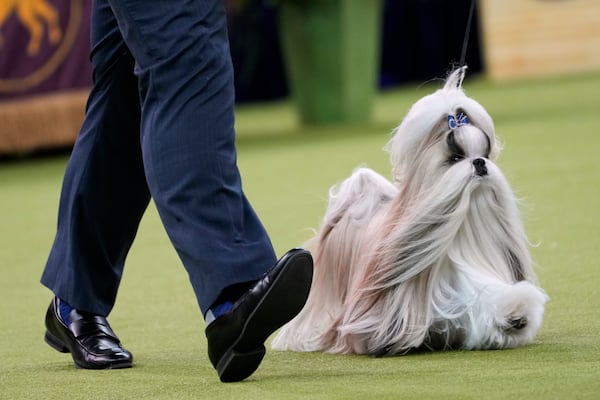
left=0, top=90, right=86, bottom=155
left=480, top=0, right=600, bottom=81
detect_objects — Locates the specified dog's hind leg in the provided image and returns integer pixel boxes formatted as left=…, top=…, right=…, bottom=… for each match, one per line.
left=322, top=167, right=397, bottom=229
left=271, top=167, right=397, bottom=352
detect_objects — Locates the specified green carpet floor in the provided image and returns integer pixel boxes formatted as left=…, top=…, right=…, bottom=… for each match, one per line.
left=1, top=72, right=599, bottom=399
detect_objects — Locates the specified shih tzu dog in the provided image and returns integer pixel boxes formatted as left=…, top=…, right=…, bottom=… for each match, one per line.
left=272, top=67, right=548, bottom=356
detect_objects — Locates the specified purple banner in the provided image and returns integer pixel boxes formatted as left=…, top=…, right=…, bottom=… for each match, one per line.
left=0, top=0, right=91, bottom=100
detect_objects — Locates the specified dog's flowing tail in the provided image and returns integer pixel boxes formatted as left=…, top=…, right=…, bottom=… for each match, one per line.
left=271, top=168, right=397, bottom=352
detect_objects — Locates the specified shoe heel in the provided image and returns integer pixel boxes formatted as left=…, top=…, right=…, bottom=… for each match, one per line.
left=44, top=331, right=69, bottom=353
left=217, top=346, right=265, bottom=383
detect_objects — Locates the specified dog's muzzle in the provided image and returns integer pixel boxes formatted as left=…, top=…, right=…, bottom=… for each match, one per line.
left=473, top=158, right=488, bottom=176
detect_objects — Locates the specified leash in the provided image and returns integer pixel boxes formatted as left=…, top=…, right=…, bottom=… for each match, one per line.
left=459, top=0, right=476, bottom=71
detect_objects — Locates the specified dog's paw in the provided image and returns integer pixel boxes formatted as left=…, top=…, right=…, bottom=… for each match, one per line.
left=463, top=281, right=548, bottom=349
left=505, top=316, right=528, bottom=331
left=495, top=281, right=548, bottom=345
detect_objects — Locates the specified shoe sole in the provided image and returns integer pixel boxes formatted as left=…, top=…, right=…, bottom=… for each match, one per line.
left=44, top=330, right=69, bottom=353
left=216, top=251, right=313, bottom=382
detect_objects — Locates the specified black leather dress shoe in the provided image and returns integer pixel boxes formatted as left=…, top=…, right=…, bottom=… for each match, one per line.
left=44, top=297, right=133, bottom=369
left=205, top=248, right=313, bottom=382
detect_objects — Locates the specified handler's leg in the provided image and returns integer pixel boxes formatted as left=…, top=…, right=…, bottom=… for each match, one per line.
left=41, top=0, right=149, bottom=317
left=41, top=0, right=149, bottom=370
left=105, top=0, right=277, bottom=314
left=106, top=0, right=312, bottom=382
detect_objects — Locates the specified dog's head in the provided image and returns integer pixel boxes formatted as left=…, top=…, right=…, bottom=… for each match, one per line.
left=386, top=67, right=502, bottom=197
left=382, top=67, right=535, bottom=286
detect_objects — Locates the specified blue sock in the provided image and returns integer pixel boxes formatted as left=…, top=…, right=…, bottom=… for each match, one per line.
left=205, top=281, right=257, bottom=325
left=205, top=301, right=234, bottom=326
left=57, top=298, right=73, bottom=325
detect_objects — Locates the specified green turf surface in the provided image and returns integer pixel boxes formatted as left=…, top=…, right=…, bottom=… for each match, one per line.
left=1, top=73, right=599, bottom=399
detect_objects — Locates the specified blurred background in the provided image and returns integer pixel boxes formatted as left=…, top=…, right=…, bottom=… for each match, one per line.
left=1, top=3, right=600, bottom=397
left=2, top=0, right=598, bottom=155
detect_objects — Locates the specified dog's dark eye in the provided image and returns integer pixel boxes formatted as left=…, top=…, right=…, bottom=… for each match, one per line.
left=449, top=155, right=464, bottom=164
left=446, top=131, right=465, bottom=164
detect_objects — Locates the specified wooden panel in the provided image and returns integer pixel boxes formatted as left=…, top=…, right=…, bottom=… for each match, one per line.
left=480, top=0, right=600, bottom=80
left=0, top=90, right=86, bottom=155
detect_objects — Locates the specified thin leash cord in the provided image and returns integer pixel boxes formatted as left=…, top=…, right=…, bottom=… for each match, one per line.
left=459, top=0, right=476, bottom=69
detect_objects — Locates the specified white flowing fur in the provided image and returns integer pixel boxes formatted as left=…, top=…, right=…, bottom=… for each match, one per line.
left=272, top=67, right=548, bottom=355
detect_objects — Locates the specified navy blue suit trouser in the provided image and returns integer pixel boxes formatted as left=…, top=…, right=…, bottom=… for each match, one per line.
left=41, top=0, right=277, bottom=317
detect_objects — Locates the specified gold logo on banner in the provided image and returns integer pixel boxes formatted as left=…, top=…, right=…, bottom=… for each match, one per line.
left=0, top=0, right=62, bottom=56
left=0, top=0, right=83, bottom=93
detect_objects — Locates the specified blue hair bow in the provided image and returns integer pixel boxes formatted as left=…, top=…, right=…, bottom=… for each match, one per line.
left=448, top=112, right=470, bottom=129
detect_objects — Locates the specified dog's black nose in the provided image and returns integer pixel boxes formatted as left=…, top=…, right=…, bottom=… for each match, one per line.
left=472, top=158, right=488, bottom=176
